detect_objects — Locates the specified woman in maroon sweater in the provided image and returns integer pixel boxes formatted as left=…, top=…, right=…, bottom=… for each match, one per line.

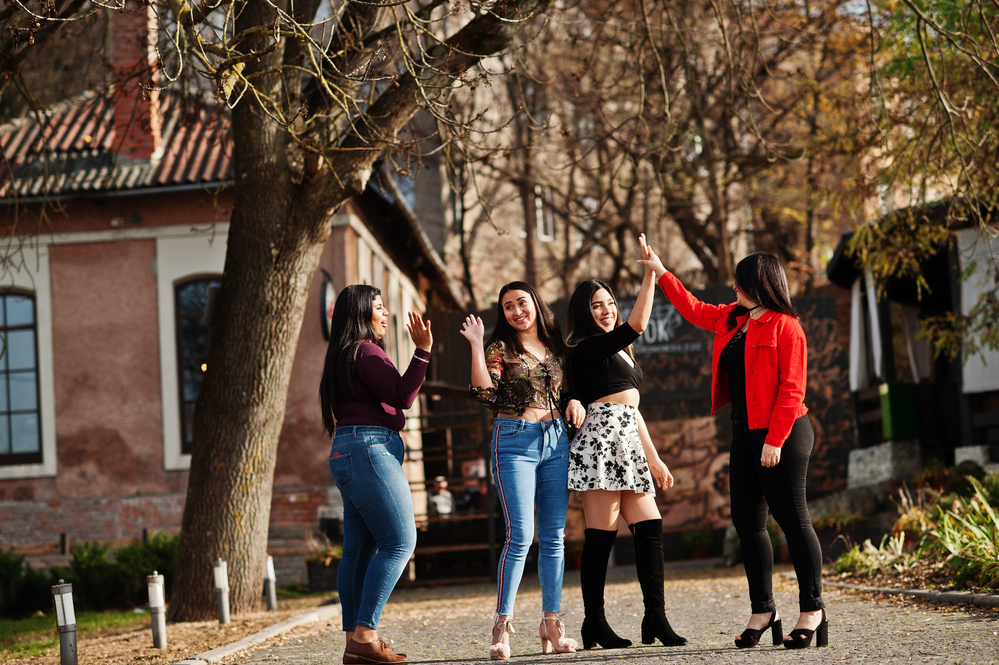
left=319, top=285, right=433, bottom=665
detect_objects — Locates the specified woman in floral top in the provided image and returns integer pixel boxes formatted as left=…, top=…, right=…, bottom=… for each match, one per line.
left=461, top=281, right=584, bottom=659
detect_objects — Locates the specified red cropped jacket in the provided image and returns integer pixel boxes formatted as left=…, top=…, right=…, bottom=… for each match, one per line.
left=657, top=272, right=808, bottom=448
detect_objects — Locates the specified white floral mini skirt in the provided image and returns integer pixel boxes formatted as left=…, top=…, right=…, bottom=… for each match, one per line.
left=568, top=402, right=654, bottom=494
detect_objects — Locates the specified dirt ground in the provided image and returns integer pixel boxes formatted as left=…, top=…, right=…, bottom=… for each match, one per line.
left=2, top=596, right=341, bottom=665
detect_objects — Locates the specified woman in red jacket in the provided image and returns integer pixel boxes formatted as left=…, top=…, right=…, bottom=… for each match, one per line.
left=639, top=250, right=827, bottom=650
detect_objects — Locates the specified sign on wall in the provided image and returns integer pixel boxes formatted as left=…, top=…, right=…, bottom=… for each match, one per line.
left=631, top=299, right=703, bottom=356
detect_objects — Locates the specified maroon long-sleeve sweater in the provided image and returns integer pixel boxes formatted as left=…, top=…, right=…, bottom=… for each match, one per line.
left=332, top=342, right=430, bottom=431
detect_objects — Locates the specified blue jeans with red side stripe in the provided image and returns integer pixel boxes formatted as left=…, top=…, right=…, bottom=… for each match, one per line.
left=490, top=417, right=571, bottom=616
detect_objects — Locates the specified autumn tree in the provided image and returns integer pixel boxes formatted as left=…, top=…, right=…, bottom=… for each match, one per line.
left=851, top=0, right=999, bottom=357
left=447, top=0, right=876, bottom=306
left=2, top=0, right=563, bottom=619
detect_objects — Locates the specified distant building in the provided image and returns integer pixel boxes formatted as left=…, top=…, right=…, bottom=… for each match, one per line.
left=825, top=201, right=999, bottom=486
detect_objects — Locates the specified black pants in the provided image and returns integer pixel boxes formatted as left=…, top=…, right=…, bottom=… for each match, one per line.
left=729, top=414, right=824, bottom=613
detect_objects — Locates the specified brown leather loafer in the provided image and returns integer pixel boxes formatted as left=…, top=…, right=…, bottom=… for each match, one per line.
left=343, top=637, right=408, bottom=663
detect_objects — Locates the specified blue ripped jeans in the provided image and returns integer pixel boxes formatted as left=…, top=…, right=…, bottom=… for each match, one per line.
left=328, top=426, right=416, bottom=631
left=491, top=417, right=571, bottom=616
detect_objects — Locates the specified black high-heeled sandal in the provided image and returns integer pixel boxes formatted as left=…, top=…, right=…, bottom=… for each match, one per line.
left=783, top=609, right=828, bottom=649
left=734, top=610, right=782, bottom=648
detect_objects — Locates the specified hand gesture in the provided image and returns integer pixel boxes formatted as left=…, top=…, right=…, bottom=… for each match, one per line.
left=565, top=399, right=586, bottom=428
left=761, top=443, right=782, bottom=468
left=459, top=315, right=485, bottom=347
left=636, top=233, right=667, bottom=279
left=650, top=457, right=675, bottom=490
left=407, top=311, right=433, bottom=352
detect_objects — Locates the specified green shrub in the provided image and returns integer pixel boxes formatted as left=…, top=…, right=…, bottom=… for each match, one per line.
left=51, top=542, right=129, bottom=611
left=945, top=460, right=987, bottom=497
left=979, top=471, right=999, bottom=507
left=832, top=532, right=918, bottom=577
left=0, top=550, right=51, bottom=618
left=835, top=471, right=999, bottom=590
left=51, top=534, right=182, bottom=611
left=113, top=533, right=179, bottom=605
left=927, top=478, right=999, bottom=588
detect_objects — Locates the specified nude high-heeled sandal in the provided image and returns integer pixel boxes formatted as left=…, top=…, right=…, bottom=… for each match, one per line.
left=539, top=613, right=577, bottom=654
left=489, top=614, right=515, bottom=660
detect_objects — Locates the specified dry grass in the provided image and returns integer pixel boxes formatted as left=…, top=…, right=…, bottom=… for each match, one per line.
left=1, top=596, right=338, bottom=665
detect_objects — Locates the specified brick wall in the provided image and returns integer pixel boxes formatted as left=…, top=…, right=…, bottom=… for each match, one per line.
left=267, top=486, right=332, bottom=584
left=0, top=493, right=185, bottom=567
left=0, top=484, right=337, bottom=585
left=111, top=0, right=162, bottom=160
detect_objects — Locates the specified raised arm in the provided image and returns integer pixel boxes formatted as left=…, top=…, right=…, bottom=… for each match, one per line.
left=460, top=315, right=494, bottom=390
left=638, top=243, right=728, bottom=332
left=355, top=343, right=430, bottom=409
left=626, top=234, right=658, bottom=334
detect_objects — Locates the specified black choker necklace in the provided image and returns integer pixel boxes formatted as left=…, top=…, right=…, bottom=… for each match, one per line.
left=749, top=305, right=763, bottom=313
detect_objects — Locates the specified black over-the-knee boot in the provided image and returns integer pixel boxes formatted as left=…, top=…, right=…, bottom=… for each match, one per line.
left=579, top=528, right=632, bottom=649
left=631, top=519, right=687, bottom=647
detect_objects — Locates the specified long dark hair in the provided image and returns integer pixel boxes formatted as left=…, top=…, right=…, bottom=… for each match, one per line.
left=486, top=281, right=567, bottom=361
left=726, top=252, right=801, bottom=330
left=565, top=279, right=632, bottom=394
left=319, top=284, right=382, bottom=436
left=566, top=279, right=625, bottom=347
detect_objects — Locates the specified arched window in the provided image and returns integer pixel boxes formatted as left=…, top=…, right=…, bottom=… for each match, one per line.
left=174, top=276, right=221, bottom=454
left=0, top=292, right=41, bottom=465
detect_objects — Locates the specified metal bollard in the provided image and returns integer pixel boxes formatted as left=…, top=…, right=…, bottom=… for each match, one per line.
left=52, top=579, right=78, bottom=665
left=147, top=571, right=167, bottom=648
left=264, top=555, right=278, bottom=611
left=213, top=559, right=231, bottom=625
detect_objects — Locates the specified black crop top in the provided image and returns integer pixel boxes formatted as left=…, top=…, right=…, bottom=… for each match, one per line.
left=569, top=323, right=643, bottom=406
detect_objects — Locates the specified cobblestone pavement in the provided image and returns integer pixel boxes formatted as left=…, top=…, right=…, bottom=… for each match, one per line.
left=235, top=564, right=999, bottom=664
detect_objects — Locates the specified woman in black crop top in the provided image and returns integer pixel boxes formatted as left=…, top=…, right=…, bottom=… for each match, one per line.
left=565, top=235, right=686, bottom=651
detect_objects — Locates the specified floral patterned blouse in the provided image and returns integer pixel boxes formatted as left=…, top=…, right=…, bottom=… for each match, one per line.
left=470, top=340, right=568, bottom=417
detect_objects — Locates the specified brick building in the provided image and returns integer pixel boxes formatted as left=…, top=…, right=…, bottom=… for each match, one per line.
left=0, top=6, right=463, bottom=583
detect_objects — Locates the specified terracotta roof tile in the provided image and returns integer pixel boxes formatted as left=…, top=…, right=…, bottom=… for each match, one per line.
left=0, top=90, right=231, bottom=199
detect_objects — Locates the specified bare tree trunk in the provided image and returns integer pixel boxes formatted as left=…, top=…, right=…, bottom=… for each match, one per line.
left=507, top=75, right=537, bottom=285
left=171, top=199, right=329, bottom=619
left=520, top=177, right=538, bottom=285
left=169, top=0, right=557, bottom=620
left=170, top=8, right=333, bottom=612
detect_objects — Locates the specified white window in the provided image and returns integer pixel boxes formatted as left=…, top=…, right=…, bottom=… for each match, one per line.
left=0, top=292, right=42, bottom=465
left=0, top=246, right=56, bottom=479
left=157, top=230, right=228, bottom=470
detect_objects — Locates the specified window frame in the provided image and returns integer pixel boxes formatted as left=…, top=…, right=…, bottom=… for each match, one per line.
left=0, top=246, right=57, bottom=479
left=173, top=276, right=222, bottom=456
left=0, top=290, right=43, bottom=466
left=156, top=232, right=228, bottom=471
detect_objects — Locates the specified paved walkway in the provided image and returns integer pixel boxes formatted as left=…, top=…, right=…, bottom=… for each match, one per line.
left=233, top=564, right=999, bottom=664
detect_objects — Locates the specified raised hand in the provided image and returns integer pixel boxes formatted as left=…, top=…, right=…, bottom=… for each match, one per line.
left=637, top=233, right=667, bottom=279
left=407, top=311, right=433, bottom=352
left=460, top=315, right=485, bottom=347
